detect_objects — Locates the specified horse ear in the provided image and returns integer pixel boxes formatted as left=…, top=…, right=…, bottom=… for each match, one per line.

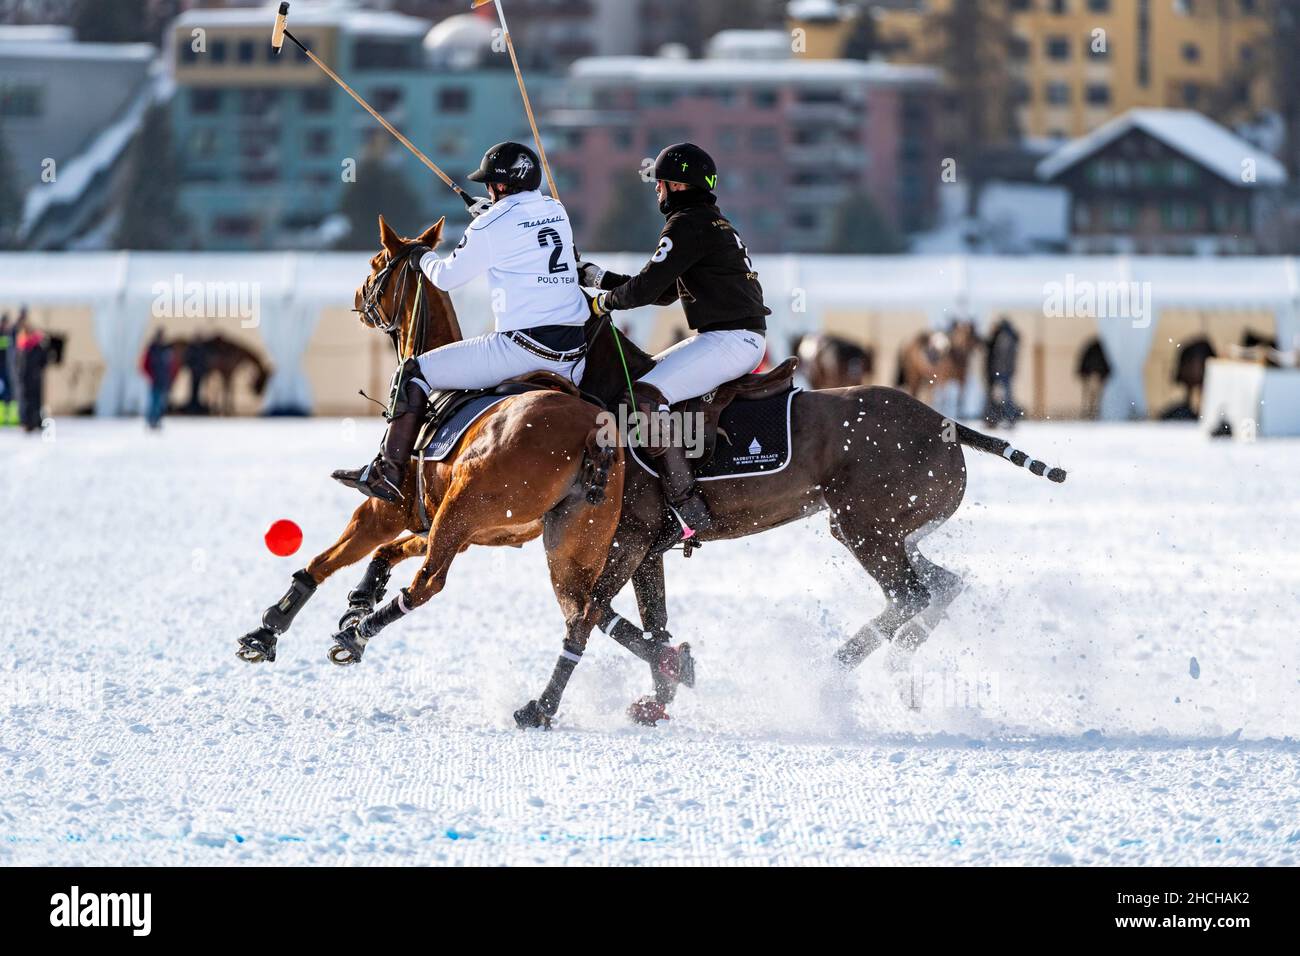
left=378, top=215, right=402, bottom=255
left=416, top=217, right=445, bottom=247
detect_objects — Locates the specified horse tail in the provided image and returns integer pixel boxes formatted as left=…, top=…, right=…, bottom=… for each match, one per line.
left=954, top=423, right=1067, bottom=483
left=580, top=426, right=617, bottom=505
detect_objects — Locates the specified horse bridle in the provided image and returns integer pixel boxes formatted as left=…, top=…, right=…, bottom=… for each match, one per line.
left=357, top=242, right=430, bottom=358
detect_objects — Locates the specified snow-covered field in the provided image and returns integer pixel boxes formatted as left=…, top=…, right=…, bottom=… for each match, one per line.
left=2, top=417, right=1297, bottom=865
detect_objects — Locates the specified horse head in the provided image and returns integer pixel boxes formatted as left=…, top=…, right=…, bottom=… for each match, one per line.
left=356, top=215, right=462, bottom=356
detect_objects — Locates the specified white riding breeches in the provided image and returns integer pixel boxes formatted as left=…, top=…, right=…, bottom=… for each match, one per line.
left=637, top=329, right=766, bottom=405
left=413, top=331, right=585, bottom=392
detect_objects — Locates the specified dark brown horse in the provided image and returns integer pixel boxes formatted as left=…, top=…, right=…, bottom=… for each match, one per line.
left=792, top=333, right=874, bottom=390
left=235, top=216, right=627, bottom=674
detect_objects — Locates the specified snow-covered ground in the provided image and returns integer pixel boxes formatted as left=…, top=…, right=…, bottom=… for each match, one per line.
left=2, top=417, right=1297, bottom=865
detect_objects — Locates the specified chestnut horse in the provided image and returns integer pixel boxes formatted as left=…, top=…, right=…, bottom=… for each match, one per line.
left=896, top=320, right=978, bottom=417
left=235, top=215, right=628, bottom=673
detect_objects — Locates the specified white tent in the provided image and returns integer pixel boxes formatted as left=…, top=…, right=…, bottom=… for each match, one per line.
left=1, top=252, right=1296, bottom=418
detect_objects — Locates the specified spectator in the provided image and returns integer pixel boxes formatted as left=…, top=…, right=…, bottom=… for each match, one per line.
left=12, top=308, right=51, bottom=434
left=0, top=312, right=14, bottom=426
left=983, top=316, right=1022, bottom=428
left=140, top=329, right=179, bottom=429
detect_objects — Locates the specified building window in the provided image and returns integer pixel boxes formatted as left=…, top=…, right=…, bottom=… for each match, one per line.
left=240, top=89, right=278, bottom=116
left=750, top=127, right=779, bottom=150
left=1182, top=43, right=1200, bottom=63
left=1085, top=84, right=1111, bottom=106
left=1046, top=82, right=1070, bottom=105
left=213, top=215, right=258, bottom=238
left=303, top=87, right=330, bottom=112
left=1046, top=36, right=1071, bottom=60
left=210, top=39, right=226, bottom=64
left=304, top=128, right=332, bottom=156
left=437, top=87, right=469, bottom=113
left=1108, top=202, right=1134, bottom=229
left=180, top=43, right=199, bottom=64
left=1238, top=43, right=1255, bottom=64
left=354, top=40, right=414, bottom=70
left=1182, top=82, right=1201, bottom=106
left=1087, top=0, right=1110, bottom=10
left=370, top=87, right=402, bottom=112
left=1049, top=0, right=1068, bottom=13
left=752, top=89, right=778, bottom=109
left=0, top=81, right=43, bottom=117
left=1008, top=35, right=1030, bottom=60
left=189, top=88, right=222, bottom=114
left=612, top=128, right=634, bottom=150
left=790, top=210, right=818, bottom=230
left=238, top=40, right=255, bottom=64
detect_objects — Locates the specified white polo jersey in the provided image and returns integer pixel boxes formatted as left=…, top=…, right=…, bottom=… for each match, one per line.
left=417, top=190, right=588, bottom=332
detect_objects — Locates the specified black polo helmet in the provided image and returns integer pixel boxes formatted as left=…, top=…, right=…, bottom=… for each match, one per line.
left=468, top=141, right=542, bottom=191
left=652, top=142, right=717, bottom=191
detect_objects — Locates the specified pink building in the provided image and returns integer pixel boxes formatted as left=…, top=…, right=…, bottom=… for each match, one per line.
left=546, top=47, right=942, bottom=253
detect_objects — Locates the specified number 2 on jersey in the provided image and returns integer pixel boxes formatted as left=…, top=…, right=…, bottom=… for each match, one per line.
left=537, top=227, right=569, bottom=275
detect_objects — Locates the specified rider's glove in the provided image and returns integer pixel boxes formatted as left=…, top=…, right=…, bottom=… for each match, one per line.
left=466, top=196, right=492, bottom=218
left=576, top=259, right=606, bottom=288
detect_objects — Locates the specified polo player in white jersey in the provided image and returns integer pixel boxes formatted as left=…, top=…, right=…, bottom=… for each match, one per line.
left=333, top=142, right=591, bottom=503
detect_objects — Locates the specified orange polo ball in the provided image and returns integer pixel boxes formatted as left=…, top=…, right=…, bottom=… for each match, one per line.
left=265, top=519, right=303, bottom=557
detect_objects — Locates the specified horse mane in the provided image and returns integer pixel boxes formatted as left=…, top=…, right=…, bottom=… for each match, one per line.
left=580, top=314, right=655, bottom=407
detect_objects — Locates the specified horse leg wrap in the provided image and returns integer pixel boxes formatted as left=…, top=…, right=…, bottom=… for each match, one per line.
left=538, top=643, right=583, bottom=716
left=262, top=569, right=318, bottom=634
left=358, top=589, right=413, bottom=639
left=348, top=558, right=391, bottom=612
left=597, top=611, right=666, bottom=666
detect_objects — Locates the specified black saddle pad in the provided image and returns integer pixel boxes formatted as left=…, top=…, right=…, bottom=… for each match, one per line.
left=629, top=387, right=799, bottom=481
left=414, top=393, right=510, bottom=462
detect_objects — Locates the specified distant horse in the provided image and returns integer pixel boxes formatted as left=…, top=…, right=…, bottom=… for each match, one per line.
left=1076, top=337, right=1110, bottom=420
left=174, top=334, right=270, bottom=415
left=896, top=320, right=978, bottom=417
left=791, top=333, right=874, bottom=390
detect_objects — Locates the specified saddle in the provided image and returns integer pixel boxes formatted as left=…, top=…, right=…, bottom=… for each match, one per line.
left=414, top=370, right=579, bottom=452
left=678, top=357, right=798, bottom=469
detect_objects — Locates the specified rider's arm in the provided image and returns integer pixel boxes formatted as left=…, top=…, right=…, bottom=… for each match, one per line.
left=417, top=221, right=494, bottom=292
left=598, top=220, right=704, bottom=311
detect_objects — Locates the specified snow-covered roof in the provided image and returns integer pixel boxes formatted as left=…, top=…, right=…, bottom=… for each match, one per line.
left=1037, top=108, right=1288, bottom=187
left=21, top=71, right=165, bottom=236
left=787, top=0, right=847, bottom=22
left=705, top=30, right=791, bottom=61
left=172, top=2, right=429, bottom=38
left=570, top=56, right=940, bottom=87
left=0, top=37, right=155, bottom=61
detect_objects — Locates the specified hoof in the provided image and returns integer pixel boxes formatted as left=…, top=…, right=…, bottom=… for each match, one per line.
left=237, top=626, right=277, bottom=664
left=628, top=696, right=669, bottom=726
left=328, top=626, right=367, bottom=666
left=513, top=700, right=552, bottom=730
left=657, top=643, right=695, bottom=689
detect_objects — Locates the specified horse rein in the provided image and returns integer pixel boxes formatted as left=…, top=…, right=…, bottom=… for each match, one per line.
left=358, top=243, right=430, bottom=360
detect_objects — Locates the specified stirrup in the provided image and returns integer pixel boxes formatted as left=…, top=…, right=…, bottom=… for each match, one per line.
left=331, top=458, right=403, bottom=503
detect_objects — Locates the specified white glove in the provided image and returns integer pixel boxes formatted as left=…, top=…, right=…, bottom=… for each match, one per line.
left=577, top=259, right=605, bottom=288
left=466, top=196, right=492, bottom=218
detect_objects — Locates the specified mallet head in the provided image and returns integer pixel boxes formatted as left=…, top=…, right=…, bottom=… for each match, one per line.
left=271, top=2, right=289, bottom=54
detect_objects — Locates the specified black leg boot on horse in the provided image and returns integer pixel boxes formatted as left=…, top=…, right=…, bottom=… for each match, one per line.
left=635, top=383, right=714, bottom=540
left=332, top=357, right=429, bottom=503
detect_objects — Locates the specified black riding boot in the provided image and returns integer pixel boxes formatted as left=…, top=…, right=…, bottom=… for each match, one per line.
left=635, top=385, right=715, bottom=537
left=332, top=372, right=428, bottom=503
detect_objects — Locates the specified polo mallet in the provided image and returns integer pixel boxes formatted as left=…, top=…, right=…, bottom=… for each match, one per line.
left=271, top=2, right=475, bottom=208
left=471, top=0, right=560, bottom=201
